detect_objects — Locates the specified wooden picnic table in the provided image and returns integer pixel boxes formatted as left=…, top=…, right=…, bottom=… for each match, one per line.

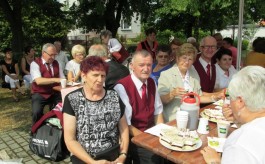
left=131, top=104, right=235, bottom=164
left=53, top=84, right=82, bottom=92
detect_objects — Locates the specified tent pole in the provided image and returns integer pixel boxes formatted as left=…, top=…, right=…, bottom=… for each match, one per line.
left=236, top=0, right=244, bottom=70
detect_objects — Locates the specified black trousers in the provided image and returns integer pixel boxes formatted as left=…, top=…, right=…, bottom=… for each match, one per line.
left=31, top=92, right=61, bottom=124
left=125, top=141, right=163, bottom=164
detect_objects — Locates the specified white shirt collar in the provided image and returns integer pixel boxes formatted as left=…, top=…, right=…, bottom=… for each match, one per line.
left=215, top=64, right=226, bottom=75
left=199, top=57, right=211, bottom=68
left=105, top=59, right=111, bottom=62
left=41, top=57, right=48, bottom=65
left=131, top=73, right=147, bottom=91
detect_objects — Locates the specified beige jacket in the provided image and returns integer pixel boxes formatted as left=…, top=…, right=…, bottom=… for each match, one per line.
left=158, top=65, right=202, bottom=122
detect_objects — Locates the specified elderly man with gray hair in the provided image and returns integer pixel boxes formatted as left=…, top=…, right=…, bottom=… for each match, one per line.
left=30, top=43, right=65, bottom=125
left=88, top=44, right=130, bottom=89
left=201, top=66, right=265, bottom=164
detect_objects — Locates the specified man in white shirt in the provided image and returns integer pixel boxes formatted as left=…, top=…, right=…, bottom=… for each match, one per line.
left=193, top=36, right=218, bottom=93
left=30, top=43, right=65, bottom=125
left=114, top=50, right=164, bottom=164
left=54, top=41, right=68, bottom=73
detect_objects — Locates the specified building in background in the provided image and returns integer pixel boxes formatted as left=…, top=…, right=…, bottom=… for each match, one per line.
left=58, top=0, right=141, bottom=50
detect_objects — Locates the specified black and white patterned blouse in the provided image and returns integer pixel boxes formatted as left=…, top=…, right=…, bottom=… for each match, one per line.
left=63, top=87, right=125, bottom=156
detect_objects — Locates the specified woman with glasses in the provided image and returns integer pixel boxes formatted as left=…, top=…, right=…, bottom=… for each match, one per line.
left=151, top=45, right=171, bottom=85
left=65, top=44, right=86, bottom=83
left=158, top=43, right=223, bottom=122
left=214, top=48, right=237, bottom=91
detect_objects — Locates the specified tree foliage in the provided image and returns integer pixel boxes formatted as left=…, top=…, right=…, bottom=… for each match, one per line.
left=153, top=0, right=265, bottom=39
left=69, top=0, right=157, bottom=36
left=0, top=0, right=73, bottom=58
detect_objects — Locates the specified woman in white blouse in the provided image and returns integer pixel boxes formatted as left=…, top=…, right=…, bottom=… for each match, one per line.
left=214, top=48, right=237, bottom=91
left=100, top=30, right=122, bottom=55
left=65, top=44, right=86, bottom=82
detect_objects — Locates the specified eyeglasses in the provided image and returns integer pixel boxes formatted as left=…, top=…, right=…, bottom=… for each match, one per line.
left=44, top=51, right=57, bottom=57
left=201, top=45, right=217, bottom=50
left=75, top=53, right=84, bottom=57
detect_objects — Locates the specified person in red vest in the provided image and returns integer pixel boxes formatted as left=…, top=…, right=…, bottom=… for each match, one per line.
left=193, top=36, right=218, bottom=93
left=30, top=43, right=65, bottom=125
left=114, top=50, right=164, bottom=164
left=136, top=27, right=159, bottom=61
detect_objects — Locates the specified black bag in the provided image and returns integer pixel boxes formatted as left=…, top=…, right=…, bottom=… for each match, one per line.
left=29, top=109, right=69, bottom=161
left=29, top=123, right=69, bottom=161
left=92, top=144, right=120, bottom=161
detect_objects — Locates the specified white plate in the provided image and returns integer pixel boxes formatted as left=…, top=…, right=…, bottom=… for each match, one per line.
left=67, top=82, right=81, bottom=86
left=207, top=137, right=226, bottom=152
left=159, top=137, right=202, bottom=152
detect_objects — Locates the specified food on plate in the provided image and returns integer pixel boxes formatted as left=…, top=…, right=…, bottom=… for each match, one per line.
left=160, top=127, right=199, bottom=150
left=213, top=99, right=224, bottom=106
left=201, top=108, right=227, bottom=122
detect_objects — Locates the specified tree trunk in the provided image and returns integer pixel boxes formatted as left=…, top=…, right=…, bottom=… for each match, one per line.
left=194, top=17, right=199, bottom=40
left=0, top=0, right=23, bottom=60
left=104, top=0, right=122, bottom=38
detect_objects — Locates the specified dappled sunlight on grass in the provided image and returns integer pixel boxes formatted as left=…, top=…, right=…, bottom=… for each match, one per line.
left=0, top=88, right=31, bottom=133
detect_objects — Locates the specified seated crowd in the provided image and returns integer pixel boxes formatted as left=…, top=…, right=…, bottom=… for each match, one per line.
left=2, top=30, right=265, bottom=164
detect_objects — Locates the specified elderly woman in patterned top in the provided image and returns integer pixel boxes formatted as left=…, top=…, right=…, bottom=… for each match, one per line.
left=63, top=56, right=129, bottom=164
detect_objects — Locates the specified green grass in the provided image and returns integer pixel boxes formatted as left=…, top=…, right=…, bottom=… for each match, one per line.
left=0, top=86, right=32, bottom=133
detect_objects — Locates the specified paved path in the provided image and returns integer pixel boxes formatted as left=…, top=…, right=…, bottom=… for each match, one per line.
left=0, top=130, right=71, bottom=164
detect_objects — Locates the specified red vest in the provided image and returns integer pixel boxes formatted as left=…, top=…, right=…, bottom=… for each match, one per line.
left=137, top=39, right=158, bottom=61
left=193, top=59, right=216, bottom=93
left=118, top=76, right=156, bottom=131
left=32, top=58, right=60, bottom=99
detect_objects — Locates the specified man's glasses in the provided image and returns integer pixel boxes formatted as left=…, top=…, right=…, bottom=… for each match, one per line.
left=201, top=45, right=217, bottom=50
left=44, top=51, right=57, bottom=57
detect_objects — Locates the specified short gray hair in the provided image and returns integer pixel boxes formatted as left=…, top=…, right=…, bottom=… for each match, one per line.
left=131, top=50, right=152, bottom=63
left=88, top=44, right=108, bottom=57
left=100, top=30, right=112, bottom=38
left=187, top=37, right=196, bottom=43
left=228, top=66, right=265, bottom=112
left=42, top=43, right=56, bottom=52
left=199, top=36, right=216, bottom=47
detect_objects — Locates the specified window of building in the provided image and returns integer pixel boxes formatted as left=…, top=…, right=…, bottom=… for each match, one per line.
left=121, top=19, right=132, bottom=30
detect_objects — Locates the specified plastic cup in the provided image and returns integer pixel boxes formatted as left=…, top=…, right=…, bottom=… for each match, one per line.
left=197, top=118, right=209, bottom=134
left=217, top=120, right=230, bottom=138
left=60, top=79, right=67, bottom=89
left=176, top=111, right=189, bottom=129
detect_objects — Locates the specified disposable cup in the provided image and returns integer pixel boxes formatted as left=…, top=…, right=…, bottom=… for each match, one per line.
left=197, top=118, right=209, bottom=134
left=60, top=79, right=67, bottom=89
left=224, top=97, right=230, bottom=105
left=176, top=111, right=189, bottom=129
left=217, top=120, right=230, bottom=138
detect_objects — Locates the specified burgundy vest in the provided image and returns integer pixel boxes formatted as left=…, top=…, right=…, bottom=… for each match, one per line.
left=140, top=40, right=158, bottom=61
left=118, top=76, right=156, bottom=131
left=193, top=59, right=216, bottom=93
left=32, top=58, right=60, bottom=99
